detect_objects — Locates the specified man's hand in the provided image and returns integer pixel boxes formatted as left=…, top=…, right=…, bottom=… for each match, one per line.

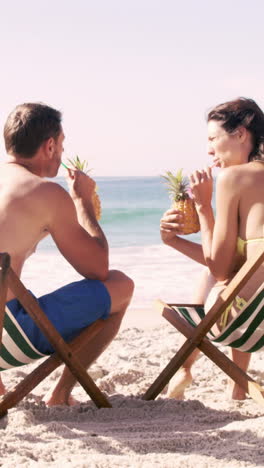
left=189, top=166, right=213, bottom=210
left=160, top=208, right=184, bottom=245
left=66, top=168, right=96, bottom=203
left=64, top=167, right=107, bottom=253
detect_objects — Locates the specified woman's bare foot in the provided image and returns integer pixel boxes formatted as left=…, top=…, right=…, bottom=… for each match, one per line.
left=227, top=380, right=247, bottom=400
left=167, top=368, right=193, bottom=399
left=0, top=378, right=6, bottom=396
left=43, top=392, right=80, bottom=407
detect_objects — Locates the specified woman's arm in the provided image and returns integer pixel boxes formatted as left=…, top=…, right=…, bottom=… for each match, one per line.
left=208, top=169, right=239, bottom=279
left=191, top=167, right=239, bottom=280
left=160, top=166, right=240, bottom=275
left=160, top=208, right=206, bottom=265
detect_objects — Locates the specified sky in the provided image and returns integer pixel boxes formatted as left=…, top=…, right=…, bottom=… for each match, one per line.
left=0, top=0, right=264, bottom=176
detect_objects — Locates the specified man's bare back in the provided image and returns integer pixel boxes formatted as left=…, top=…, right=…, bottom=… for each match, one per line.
left=0, top=163, right=51, bottom=299
left=0, top=102, right=134, bottom=406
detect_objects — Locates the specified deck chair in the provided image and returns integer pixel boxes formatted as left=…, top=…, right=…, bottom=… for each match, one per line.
left=143, top=247, right=264, bottom=406
left=0, top=252, right=112, bottom=418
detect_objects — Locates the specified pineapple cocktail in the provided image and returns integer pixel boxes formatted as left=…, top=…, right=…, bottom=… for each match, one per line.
left=162, top=169, right=200, bottom=234
left=62, top=156, right=102, bottom=220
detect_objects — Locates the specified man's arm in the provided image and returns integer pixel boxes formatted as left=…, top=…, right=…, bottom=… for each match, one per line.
left=42, top=171, right=109, bottom=281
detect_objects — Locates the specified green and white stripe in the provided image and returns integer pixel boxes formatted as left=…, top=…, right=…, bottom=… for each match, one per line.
left=173, top=285, right=264, bottom=353
left=214, top=286, right=264, bottom=352
left=0, top=306, right=46, bottom=371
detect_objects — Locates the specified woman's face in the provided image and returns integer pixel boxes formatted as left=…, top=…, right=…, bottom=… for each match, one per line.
left=207, top=120, right=244, bottom=168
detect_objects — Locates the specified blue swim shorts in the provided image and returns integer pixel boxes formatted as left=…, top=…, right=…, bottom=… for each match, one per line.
left=6, top=279, right=111, bottom=355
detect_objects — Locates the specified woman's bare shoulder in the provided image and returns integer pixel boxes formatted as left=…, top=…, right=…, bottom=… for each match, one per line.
left=216, top=166, right=242, bottom=188
left=217, top=162, right=263, bottom=188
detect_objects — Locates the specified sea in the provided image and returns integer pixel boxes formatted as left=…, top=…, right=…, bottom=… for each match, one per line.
left=39, top=176, right=206, bottom=252
left=24, top=176, right=216, bottom=310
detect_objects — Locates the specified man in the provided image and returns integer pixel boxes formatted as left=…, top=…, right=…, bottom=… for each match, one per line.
left=0, top=103, right=134, bottom=406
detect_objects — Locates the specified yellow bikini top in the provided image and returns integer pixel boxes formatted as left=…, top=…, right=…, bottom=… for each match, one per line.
left=237, top=236, right=264, bottom=256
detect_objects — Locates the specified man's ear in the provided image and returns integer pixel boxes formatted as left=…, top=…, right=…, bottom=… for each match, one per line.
left=43, top=137, right=55, bottom=159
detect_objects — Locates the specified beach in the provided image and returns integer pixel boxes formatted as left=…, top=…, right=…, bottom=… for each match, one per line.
left=1, top=246, right=264, bottom=467
left=1, top=0, right=263, bottom=463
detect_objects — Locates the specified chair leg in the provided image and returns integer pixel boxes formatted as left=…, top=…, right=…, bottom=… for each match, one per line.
left=143, top=303, right=264, bottom=407
left=0, top=319, right=112, bottom=418
left=6, top=269, right=112, bottom=410
left=144, top=249, right=264, bottom=403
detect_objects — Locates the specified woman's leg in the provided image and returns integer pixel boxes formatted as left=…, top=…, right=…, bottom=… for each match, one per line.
left=207, top=277, right=254, bottom=400
left=228, top=349, right=251, bottom=400
left=168, top=266, right=256, bottom=401
left=167, top=267, right=216, bottom=399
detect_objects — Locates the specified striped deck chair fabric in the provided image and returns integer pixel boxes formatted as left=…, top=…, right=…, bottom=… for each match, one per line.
left=172, top=285, right=264, bottom=353
left=0, top=306, right=46, bottom=371
left=0, top=252, right=112, bottom=414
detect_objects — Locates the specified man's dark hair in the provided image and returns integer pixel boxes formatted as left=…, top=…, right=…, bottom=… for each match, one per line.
left=207, top=97, right=264, bottom=162
left=4, top=103, right=62, bottom=158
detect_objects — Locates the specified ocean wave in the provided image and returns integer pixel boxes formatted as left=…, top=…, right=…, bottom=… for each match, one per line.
left=102, top=207, right=163, bottom=223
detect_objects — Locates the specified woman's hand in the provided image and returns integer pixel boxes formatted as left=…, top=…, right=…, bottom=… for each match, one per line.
left=189, top=166, right=213, bottom=209
left=160, top=208, right=184, bottom=244
left=66, top=168, right=96, bottom=202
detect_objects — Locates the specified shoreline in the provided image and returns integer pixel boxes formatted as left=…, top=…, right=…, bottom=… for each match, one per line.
left=120, top=305, right=165, bottom=330
left=22, top=244, right=204, bottom=312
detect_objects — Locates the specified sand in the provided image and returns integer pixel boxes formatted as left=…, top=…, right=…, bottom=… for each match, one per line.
left=0, top=248, right=263, bottom=467
left=1, top=316, right=264, bottom=467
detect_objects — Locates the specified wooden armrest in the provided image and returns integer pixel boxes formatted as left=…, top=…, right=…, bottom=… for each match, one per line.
left=168, top=303, right=203, bottom=307
left=154, top=299, right=203, bottom=314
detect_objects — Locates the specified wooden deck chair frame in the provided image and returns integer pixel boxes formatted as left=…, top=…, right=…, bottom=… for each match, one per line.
left=143, top=248, right=264, bottom=407
left=0, top=252, right=112, bottom=418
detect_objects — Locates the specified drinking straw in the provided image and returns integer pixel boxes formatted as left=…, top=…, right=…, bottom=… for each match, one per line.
left=61, top=161, right=69, bottom=169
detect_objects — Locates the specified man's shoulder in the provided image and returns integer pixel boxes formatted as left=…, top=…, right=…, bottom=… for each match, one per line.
left=0, top=164, right=71, bottom=212
left=37, top=178, right=66, bottom=194
left=1, top=164, right=66, bottom=195
left=23, top=178, right=72, bottom=228
left=34, top=179, right=70, bottom=206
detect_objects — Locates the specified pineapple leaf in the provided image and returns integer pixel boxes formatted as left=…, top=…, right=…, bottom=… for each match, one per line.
left=161, top=169, right=190, bottom=201
left=67, top=155, right=91, bottom=174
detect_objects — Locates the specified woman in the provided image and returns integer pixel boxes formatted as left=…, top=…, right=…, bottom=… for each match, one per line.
left=160, top=97, right=264, bottom=400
